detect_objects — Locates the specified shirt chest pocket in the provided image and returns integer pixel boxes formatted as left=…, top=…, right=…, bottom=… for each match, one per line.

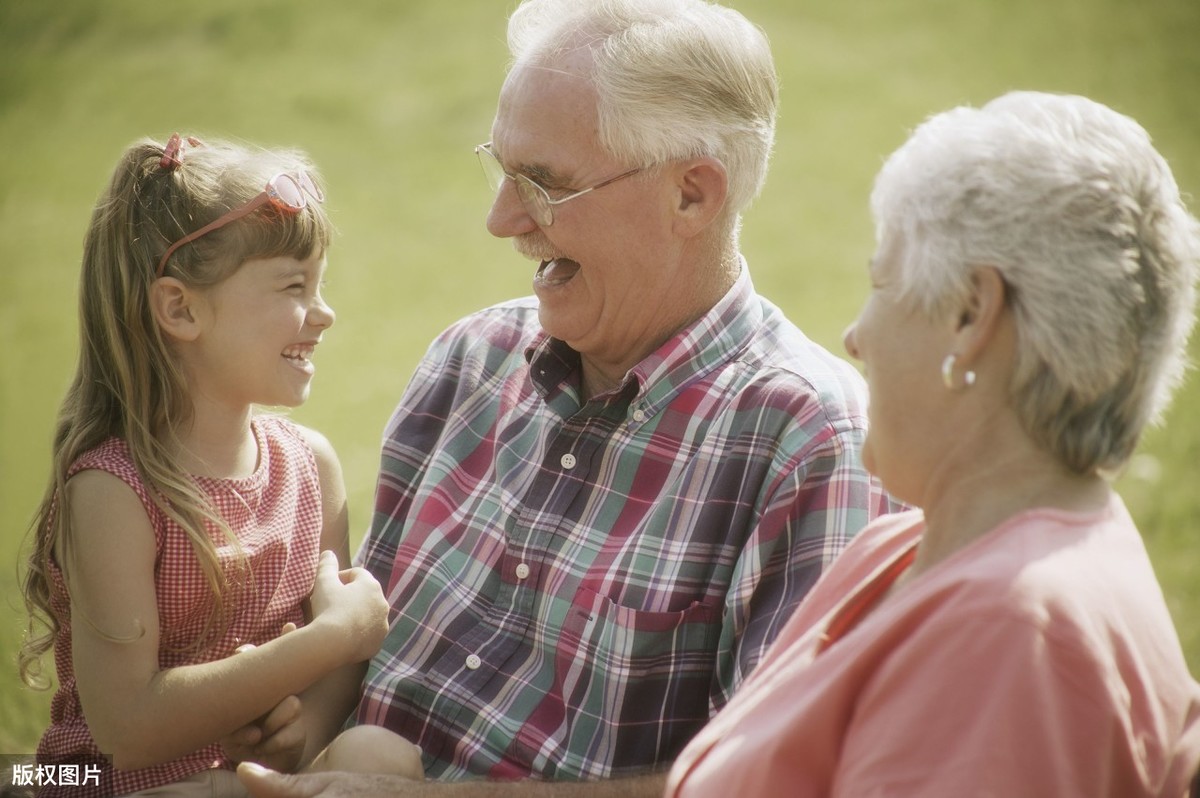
left=553, top=588, right=722, bottom=744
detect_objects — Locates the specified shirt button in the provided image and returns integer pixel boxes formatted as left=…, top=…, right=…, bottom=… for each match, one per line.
left=632, top=408, right=646, bottom=422
left=465, top=654, right=482, bottom=670
left=515, top=563, right=531, bottom=580
left=560, top=453, right=577, bottom=469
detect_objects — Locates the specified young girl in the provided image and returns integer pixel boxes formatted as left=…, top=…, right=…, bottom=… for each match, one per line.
left=19, top=134, right=416, bottom=797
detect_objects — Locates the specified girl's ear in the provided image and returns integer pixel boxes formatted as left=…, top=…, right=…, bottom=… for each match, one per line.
left=150, top=277, right=202, bottom=342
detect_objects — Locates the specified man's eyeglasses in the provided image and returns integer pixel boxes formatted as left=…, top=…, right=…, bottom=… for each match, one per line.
left=474, top=142, right=640, bottom=227
left=157, top=170, right=325, bottom=277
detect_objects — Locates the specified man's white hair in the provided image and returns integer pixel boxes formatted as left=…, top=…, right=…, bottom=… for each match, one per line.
left=506, top=0, right=778, bottom=219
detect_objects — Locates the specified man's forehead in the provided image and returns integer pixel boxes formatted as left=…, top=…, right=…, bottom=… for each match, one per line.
left=497, top=54, right=597, bottom=114
left=491, top=57, right=601, bottom=167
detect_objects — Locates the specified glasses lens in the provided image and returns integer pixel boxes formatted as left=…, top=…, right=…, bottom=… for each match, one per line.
left=516, top=178, right=553, bottom=226
left=268, top=174, right=307, bottom=212
left=477, top=147, right=507, bottom=194
left=297, top=170, right=325, bottom=203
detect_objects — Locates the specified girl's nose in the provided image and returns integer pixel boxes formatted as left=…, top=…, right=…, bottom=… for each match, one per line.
left=310, top=294, right=335, bottom=329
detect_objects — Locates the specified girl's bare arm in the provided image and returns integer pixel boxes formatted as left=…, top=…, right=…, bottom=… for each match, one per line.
left=63, top=469, right=387, bottom=771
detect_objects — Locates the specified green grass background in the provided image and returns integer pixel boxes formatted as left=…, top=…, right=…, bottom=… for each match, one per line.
left=1, top=0, right=1197, bottom=752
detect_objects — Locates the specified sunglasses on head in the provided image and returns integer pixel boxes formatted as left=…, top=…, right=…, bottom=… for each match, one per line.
left=155, top=134, right=324, bottom=277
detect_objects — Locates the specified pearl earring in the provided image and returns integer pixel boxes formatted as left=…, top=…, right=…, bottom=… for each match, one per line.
left=941, top=354, right=976, bottom=390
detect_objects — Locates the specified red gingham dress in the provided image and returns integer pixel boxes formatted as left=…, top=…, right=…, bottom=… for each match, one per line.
left=36, top=416, right=323, bottom=797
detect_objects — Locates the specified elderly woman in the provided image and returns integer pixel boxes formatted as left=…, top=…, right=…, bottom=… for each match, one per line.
left=664, top=91, right=1200, bottom=797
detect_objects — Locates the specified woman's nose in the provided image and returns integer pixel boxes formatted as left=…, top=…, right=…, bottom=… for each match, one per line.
left=842, top=322, right=860, bottom=360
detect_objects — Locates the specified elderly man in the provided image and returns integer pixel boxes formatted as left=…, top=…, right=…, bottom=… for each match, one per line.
left=238, top=0, right=894, bottom=795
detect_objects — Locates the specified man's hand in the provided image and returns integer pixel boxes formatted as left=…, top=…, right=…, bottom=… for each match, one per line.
left=238, top=763, right=418, bottom=798
left=239, top=762, right=670, bottom=797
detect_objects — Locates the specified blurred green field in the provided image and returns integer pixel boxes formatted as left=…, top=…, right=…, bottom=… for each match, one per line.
left=1, top=0, right=1197, bottom=753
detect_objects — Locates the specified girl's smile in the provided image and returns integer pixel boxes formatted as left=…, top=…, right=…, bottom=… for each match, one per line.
left=282, top=341, right=320, bottom=375
left=184, top=250, right=335, bottom=411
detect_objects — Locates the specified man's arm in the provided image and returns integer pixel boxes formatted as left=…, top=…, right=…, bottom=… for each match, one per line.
left=238, top=764, right=668, bottom=798
left=714, top=423, right=894, bottom=703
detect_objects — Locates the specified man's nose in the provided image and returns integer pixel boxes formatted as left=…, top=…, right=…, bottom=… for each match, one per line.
left=485, top=179, right=539, bottom=239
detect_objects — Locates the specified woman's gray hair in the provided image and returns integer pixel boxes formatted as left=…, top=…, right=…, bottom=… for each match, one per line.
left=506, top=0, right=778, bottom=219
left=871, top=91, right=1200, bottom=475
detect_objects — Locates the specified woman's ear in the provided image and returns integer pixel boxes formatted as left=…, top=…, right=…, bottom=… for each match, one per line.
left=150, top=277, right=202, bottom=342
left=672, top=156, right=729, bottom=239
left=953, top=266, right=1008, bottom=364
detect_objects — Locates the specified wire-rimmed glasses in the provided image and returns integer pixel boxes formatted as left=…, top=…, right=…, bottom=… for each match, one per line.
left=475, top=142, right=640, bottom=227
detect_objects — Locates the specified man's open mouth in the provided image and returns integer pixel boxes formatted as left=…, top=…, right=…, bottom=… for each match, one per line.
left=535, top=258, right=582, bottom=287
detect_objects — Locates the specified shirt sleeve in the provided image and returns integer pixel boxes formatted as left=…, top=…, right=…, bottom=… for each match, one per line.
left=355, top=315, right=487, bottom=582
left=831, top=607, right=1134, bottom=797
left=714, top=422, right=893, bottom=710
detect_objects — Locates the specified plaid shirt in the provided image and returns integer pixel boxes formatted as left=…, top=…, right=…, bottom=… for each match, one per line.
left=355, top=268, right=895, bottom=780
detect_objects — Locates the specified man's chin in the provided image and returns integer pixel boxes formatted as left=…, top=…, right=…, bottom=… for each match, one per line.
left=535, top=303, right=591, bottom=346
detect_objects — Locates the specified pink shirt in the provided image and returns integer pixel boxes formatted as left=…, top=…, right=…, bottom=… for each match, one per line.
left=666, top=497, right=1200, bottom=797
left=37, top=416, right=323, bottom=797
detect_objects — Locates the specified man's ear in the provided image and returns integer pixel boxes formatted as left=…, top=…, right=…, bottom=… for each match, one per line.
left=672, top=156, right=729, bottom=239
left=952, top=266, right=1008, bottom=365
left=149, top=277, right=202, bottom=342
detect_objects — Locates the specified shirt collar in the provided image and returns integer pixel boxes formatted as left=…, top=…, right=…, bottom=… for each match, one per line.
left=526, top=334, right=580, bottom=399
left=524, top=258, right=761, bottom=415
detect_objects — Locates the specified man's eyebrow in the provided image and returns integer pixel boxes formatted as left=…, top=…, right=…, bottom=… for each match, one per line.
left=521, top=160, right=563, bottom=187
left=495, top=145, right=563, bottom=187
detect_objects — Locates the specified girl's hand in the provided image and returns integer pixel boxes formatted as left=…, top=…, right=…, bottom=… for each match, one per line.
left=222, top=694, right=308, bottom=773
left=224, top=623, right=308, bottom=772
left=308, top=551, right=389, bottom=664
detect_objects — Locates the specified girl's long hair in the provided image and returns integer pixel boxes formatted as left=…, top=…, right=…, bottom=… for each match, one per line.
left=19, top=136, right=333, bottom=687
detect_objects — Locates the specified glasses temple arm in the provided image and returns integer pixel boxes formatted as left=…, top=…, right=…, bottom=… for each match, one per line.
left=155, top=194, right=270, bottom=277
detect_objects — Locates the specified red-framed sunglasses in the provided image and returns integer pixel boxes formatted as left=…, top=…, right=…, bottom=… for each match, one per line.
left=156, top=140, right=324, bottom=276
